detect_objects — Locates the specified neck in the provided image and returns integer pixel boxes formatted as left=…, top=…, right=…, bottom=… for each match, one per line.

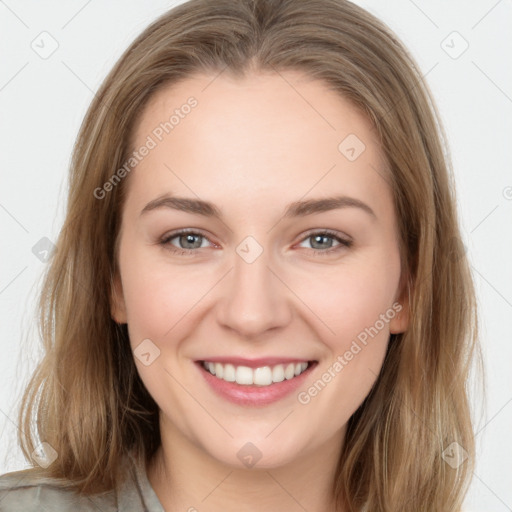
left=146, top=415, right=346, bottom=512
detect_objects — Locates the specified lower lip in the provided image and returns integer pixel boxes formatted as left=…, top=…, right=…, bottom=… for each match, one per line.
left=195, top=361, right=317, bottom=407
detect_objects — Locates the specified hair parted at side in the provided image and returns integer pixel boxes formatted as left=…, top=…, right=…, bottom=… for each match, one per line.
left=16, top=0, right=482, bottom=510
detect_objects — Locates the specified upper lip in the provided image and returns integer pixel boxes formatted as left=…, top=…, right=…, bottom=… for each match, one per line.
left=197, top=357, right=315, bottom=368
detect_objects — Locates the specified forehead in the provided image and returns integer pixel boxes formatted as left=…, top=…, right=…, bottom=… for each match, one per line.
left=125, top=70, right=392, bottom=220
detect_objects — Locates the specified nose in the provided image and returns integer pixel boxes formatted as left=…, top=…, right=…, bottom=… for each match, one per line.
left=216, top=246, right=292, bottom=339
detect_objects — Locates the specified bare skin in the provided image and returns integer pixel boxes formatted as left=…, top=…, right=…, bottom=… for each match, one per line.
left=111, top=69, right=409, bottom=512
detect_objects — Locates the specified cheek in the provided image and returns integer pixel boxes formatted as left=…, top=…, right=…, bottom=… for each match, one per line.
left=295, top=270, right=396, bottom=420
left=119, top=245, right=209, bottom=342
left=292, top=252, right=400, bottom=408
left=294, top=258, right=401, bottom=346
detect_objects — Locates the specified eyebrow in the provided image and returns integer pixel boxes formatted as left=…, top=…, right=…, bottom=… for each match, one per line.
left=140, top=194, right=376, bottom=220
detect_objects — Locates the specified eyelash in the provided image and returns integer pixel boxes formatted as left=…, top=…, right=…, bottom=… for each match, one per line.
left=158, top=228, right=353, bottom=257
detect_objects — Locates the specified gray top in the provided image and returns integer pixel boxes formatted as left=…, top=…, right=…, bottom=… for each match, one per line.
left=0, top=452, right=165, bottom=511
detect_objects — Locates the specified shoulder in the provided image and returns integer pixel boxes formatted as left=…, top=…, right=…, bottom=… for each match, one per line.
left=0, top=468, right=116, bottom=512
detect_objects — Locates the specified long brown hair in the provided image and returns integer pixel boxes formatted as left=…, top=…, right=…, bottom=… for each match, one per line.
left=15, top=1, right=482, bottom=510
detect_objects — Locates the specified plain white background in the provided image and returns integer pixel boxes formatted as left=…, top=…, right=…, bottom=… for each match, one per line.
left=0, top=1, right=510, bottom=510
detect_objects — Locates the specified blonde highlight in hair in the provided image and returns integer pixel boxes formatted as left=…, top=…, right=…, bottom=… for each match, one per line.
left=16, top=1, right=482, bottom=510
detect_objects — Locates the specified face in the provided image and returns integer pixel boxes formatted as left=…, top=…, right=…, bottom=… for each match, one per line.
left=111, top=70, right=409, bottom=469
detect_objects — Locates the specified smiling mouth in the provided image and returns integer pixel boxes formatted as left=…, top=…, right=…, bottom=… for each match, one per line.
left=199, top=360, right=317, bottom=387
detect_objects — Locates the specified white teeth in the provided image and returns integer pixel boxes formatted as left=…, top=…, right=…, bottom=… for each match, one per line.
left=272, top=364, right=285, bottom=383
left=236, top=366, right=253, bottom=385
left=202, top=361, right=311, bottom=386
left=284, top=363, right=295, bottom=380
left=214, top=362, right=223, bottom=379
left=223, top=363, right=236, bottom=382
left=254, top=366, right=272, bottom=386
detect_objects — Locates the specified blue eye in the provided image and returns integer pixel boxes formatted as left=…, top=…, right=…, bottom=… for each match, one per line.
left=159, top=229, right=210, bottom=255
left=298, top=230, right=352, bottom=255
left=159, top=229, right=352, bottom=257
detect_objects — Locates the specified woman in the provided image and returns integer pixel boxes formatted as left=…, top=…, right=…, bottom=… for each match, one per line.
left=0, top=0, right=481, bottom=510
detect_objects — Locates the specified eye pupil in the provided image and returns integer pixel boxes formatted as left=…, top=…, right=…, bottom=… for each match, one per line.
left=180, top=233, right=202, bottom=249
left=310, top=234, right=333, bottom=250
